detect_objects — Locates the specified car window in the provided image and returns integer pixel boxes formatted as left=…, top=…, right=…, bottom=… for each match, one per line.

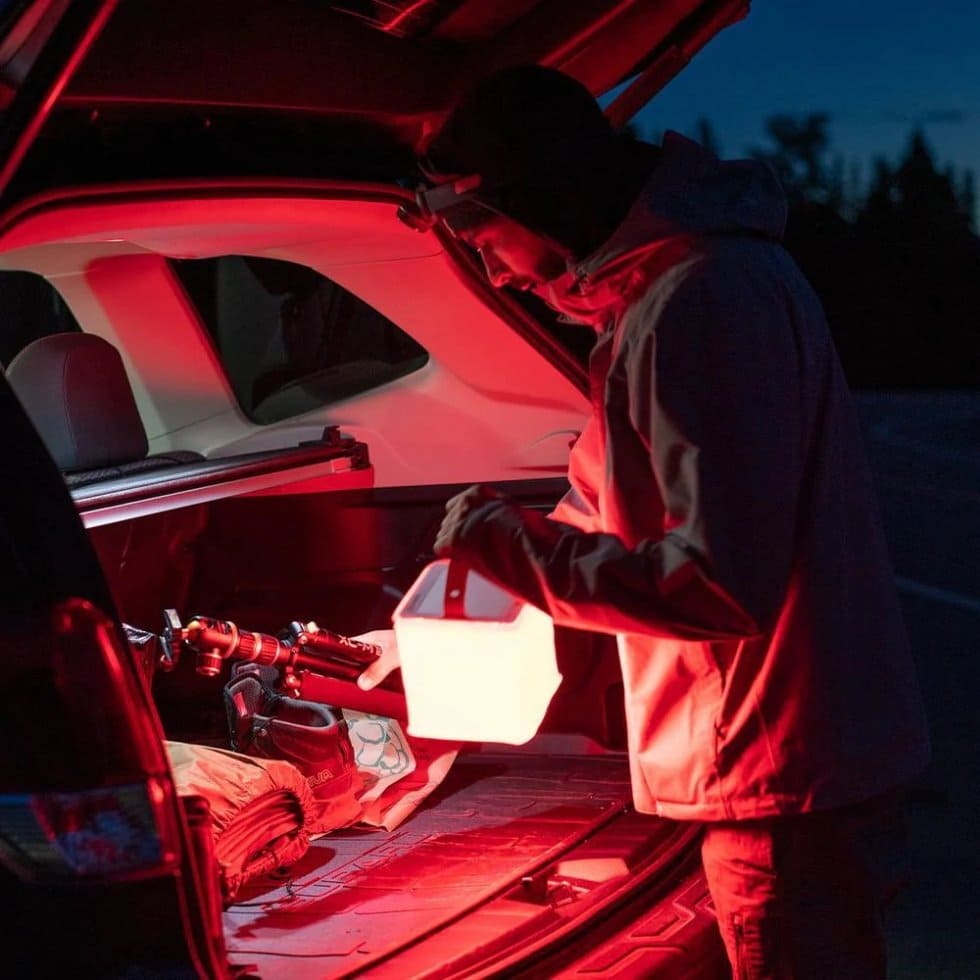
left=0, top=268, right=81, bottom=366
left=171, top=255, right=428, bottom=425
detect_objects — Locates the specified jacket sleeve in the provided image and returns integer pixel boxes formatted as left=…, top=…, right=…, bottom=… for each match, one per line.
left=451, top=255, right=806, bottom=641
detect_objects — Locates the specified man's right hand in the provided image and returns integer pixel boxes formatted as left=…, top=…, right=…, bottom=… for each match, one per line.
left=355, top=629, right=400, bottom=690
left=434, top=483, right=506, bottom=556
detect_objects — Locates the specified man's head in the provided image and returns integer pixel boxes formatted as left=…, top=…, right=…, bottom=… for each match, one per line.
left=416, top=65, right=623, bottom=289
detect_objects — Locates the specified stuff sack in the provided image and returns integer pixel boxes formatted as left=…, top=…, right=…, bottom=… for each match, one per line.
left=166, top=741, right=318, bottom=902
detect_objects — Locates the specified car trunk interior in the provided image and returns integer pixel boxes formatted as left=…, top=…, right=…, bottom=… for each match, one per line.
left=82, top=480, right=718, bottom=977
left=87, top=476, right=628, bottom=743
left=82, top=480, right=710, bottom=978
left=0, top=288, right=717, bottom=978
left=0, top=168, right=730, bottom=970
left=0, top=362, right=718, bottom=975
left=0, top=186, right=723, bottom=971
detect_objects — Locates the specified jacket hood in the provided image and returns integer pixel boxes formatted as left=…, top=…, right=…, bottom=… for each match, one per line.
left=540, top=132, right=788, bottom=327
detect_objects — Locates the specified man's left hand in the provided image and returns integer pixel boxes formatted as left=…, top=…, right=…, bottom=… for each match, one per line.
left=434, top=484, right=505, bottom=556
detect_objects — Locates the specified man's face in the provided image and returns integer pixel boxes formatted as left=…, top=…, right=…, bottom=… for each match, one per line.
left=455, top=214, right=567, bottom=291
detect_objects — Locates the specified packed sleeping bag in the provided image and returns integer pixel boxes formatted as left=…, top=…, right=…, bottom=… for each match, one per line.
left=166, top=741, right=319, bottom=901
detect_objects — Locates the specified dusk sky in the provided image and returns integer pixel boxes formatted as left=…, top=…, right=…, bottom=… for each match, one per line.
left=630, top=0, right=980, bottom=203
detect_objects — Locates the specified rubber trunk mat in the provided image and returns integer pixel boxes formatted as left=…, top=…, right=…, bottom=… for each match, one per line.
left=224, top=752, right=632, bottom=977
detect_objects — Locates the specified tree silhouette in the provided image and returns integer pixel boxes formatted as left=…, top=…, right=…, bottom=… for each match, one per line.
left=862, top=159, right=896, bottom=226
left=853, top=130, right=980, bottom=386
left=749, top=113, right=833, bottom=203
left=959, top=172, right=977, bottom=231
left=748, top=118, right=980, bottom=387
left=893, top=130, right=970, bottom=236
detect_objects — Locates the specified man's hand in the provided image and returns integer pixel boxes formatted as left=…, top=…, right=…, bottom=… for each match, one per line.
left=434, top=484, right=505, bottom=555
left=355, top=629, right=400, bottom=690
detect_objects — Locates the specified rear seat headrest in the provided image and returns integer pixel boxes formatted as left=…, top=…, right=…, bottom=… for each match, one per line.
left=7, top=332, right=149, bottom=472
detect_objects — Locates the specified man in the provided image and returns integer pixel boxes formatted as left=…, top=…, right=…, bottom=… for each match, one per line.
left=360, top=65, right=930, bottom=979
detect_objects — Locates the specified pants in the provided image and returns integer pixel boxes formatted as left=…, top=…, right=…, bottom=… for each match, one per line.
left=700, top=789, right=908, bottom=980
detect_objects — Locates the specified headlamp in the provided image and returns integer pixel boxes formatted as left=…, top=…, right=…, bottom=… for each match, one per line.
left=395, top=168, right=576, bottom=269
left=396, top=173, right=504, bottom=237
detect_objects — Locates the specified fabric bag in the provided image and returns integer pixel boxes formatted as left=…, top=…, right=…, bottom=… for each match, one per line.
left=166, top=741, right=318, bottom=902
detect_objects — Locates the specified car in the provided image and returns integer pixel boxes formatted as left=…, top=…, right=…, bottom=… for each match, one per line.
left=0, top=1, right=749, bottom=976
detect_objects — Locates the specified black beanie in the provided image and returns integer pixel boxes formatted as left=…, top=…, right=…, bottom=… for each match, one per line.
left=423, top=65, right=615, bottom=248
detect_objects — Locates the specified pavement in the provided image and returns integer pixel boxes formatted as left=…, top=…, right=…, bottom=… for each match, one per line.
left=856, top=392, right=980, bottom=980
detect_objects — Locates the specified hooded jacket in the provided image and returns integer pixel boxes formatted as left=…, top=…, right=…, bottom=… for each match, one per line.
left=452, top=133, right=931, bottom=821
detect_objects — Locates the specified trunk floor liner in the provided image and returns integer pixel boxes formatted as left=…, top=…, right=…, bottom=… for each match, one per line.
left=224, top=752, right=632, bottom=977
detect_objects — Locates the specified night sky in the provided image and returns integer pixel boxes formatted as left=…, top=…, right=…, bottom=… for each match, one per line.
left=630, top=0, right=980, bottom=205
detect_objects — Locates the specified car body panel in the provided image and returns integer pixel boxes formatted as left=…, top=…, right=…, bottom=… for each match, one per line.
left=0, top=0, right=120, bottom=198
left=0, top=186, right=590, bottom=486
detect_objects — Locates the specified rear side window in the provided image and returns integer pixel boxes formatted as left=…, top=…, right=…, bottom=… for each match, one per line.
left=0, top=270, right=81, bottom=366
left=171, top=256, right=428, bottom=424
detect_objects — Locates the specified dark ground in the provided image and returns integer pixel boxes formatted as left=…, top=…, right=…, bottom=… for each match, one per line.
left=856, top=392, right=980, bottom=980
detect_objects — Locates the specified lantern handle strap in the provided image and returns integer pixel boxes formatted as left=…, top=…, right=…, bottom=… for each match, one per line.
left=444, top=559, right=469, bottom=619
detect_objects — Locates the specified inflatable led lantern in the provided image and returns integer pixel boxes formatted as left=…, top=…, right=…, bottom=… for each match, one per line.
left=392, top=559, right=562, bottom=744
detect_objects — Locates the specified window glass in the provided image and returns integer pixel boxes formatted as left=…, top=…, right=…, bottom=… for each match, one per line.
left=0, top=270, right=81, bottom=366
left=172, top=256, right=429, bottom=424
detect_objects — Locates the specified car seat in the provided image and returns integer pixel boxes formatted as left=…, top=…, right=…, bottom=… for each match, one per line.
left=6, top=332, right=203, bottom=489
